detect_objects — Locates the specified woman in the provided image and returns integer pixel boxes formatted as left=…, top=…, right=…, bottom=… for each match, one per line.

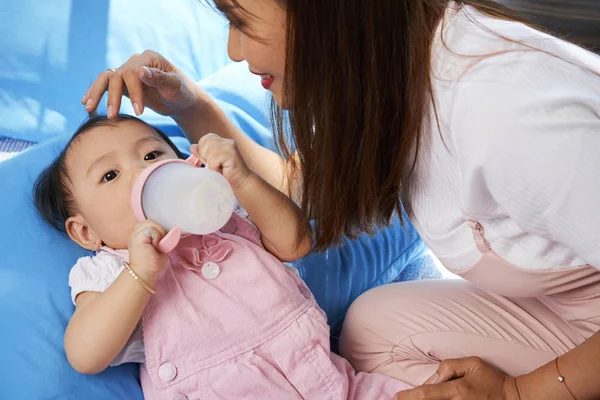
left=83, top=0, right=600, bottom=398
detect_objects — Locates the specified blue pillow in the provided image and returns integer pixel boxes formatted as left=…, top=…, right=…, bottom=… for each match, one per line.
left=0, top=0, right=231, bottom=143
left=294, top=216, right=429, bottom=348
left=0, top=136, right=143, bottom=399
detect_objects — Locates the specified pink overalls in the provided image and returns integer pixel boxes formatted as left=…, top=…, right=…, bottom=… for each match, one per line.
left=339, top=220, right=600, bottom=386
left=139, top=212, right=409, bottom=399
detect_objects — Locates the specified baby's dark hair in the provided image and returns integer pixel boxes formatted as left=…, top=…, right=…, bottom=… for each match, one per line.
left=34, top=113, right=185, bottom=233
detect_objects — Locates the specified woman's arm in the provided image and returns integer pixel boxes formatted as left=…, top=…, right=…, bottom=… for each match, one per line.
left=65, top=272, right=153, bottom=374
left=395, top=337, right=600, bottom=400
left=515, top=333, right=600, bottom=399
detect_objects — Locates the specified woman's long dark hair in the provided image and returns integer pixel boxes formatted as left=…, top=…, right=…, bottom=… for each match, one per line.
left=213, top=0, right=528, bottom=250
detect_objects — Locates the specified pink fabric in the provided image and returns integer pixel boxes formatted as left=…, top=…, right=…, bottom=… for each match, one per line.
left=339, top=220, right=600, bottom=386
left=140, top=212, right=409, bottom=399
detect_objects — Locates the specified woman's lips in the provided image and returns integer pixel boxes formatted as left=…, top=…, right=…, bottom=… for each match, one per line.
left=250, top=69, right=275, bottom=90
left=261, top=75, right=274, bottom=90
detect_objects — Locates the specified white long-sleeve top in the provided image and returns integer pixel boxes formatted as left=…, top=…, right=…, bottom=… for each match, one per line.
left=411, top=3, right=600, bottom=271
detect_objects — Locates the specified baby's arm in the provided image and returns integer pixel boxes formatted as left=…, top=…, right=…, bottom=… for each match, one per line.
left=193, top=134, right=313, bottom=262
left=65, top=274, right=152, bottom=374
left=235, top=172, right=313, bottom=261
left=65, top=220, right=167, bottom=374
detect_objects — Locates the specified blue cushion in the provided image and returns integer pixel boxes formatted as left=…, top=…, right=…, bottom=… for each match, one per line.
left=295, top=217, right=428, bottom=346
left=0, top=0, right=231, bottom=143
left=0, top=136, right=143, bottom=399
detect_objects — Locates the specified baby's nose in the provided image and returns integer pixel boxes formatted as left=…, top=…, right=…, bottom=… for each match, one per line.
left=129, top=162, right=149, bottom=183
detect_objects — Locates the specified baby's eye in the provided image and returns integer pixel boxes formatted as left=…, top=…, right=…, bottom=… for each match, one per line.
left=102, top=171, right=118, bottom=183
left=144, top=151, right=163, bottom=161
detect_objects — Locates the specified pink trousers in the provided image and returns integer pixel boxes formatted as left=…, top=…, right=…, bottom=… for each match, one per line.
left=339, top=220, right=600, bottom=386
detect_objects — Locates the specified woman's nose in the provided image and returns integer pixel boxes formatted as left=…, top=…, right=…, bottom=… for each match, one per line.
left=227, top=27, right=245, bottom=62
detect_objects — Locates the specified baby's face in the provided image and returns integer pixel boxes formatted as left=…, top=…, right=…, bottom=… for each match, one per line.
left=65, top=120, right=179, bottom=249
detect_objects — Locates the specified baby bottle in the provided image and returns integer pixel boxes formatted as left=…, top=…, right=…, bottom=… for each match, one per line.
left=131, top=155, right=235, bottom=253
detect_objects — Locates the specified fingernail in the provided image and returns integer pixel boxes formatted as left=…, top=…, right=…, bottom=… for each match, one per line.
left=85, top=99, right=93, bottom=110
left=427, top=373, right=440, bottom=385
left=133, top=102, right=142, bottom=116
left=143, top=66, right=152, bottom=79
left=108, top=105, right=114, bottom=118
left=81, top=93, right=88, bottom=104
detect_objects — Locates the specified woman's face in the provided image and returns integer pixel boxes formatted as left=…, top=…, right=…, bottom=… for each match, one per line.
left=222, top=0, right=288, bottom=106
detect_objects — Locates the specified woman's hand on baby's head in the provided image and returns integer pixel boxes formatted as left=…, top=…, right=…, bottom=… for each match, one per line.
left=128, top=220, right=168, bottom=286
left=82, top=50, right=202, bottom=119
left=191, top=133, right=252, bottom=190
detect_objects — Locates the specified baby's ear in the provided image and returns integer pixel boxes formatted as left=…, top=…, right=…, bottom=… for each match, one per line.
left=66, top=214, right=102, bottom=251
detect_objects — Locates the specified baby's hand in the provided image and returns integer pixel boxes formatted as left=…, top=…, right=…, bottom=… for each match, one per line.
left=128, top=220, right=168, bottom=287
left=191, top=133, right=252, bottom=190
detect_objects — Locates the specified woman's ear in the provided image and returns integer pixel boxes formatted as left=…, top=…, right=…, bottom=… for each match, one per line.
left=65, top=214, right=102, bottom=251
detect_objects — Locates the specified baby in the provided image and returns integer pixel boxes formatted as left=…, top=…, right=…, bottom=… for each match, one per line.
left=34, top=114, right=409, bottom=399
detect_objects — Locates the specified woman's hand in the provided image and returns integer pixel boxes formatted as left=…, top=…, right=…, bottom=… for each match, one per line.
left=394, top=357, right=520, bottom=400
left=82, top=50, right=204, bottom=118
left=128, top=219, right=168, bottom=287
left=192, top=133, right=252, bottom=190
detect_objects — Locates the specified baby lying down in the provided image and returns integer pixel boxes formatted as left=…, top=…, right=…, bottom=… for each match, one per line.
left=34, top=114, right=410, bottom=399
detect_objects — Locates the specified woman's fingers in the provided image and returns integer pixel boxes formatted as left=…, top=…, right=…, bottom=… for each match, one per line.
left=84, top=69, right=113, bottom=113
left=82, top=50, right=186, bottom=116
left=106, top=72, right=125, bottom=119
left=394, top=381, right=457, bottom=400
left=122, top=67, right=146, bottom=116
left=140, top=67, right=183, bottom=94
left=81, top=87, right=92, bottom=105
left=424, top=357, right=482, bottom=385
left=86, top=67, right=141, bottom=118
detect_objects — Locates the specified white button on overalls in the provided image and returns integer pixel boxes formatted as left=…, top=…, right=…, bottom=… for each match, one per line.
left=201, top=262, right=220, bottom=279
left=158, top=362, right=177, bottom=382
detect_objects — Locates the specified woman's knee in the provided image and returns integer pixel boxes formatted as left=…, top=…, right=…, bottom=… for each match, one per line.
left=339, top=280, right=472, bottom=366
left=339, top=283, right=416, bottom=365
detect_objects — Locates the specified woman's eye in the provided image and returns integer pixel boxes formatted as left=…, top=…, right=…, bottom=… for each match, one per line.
left=102, top=171, right=118, bottom=183
left=144, top=151, right=162, bottom=161
left=226, top=19, right=245, bottom=31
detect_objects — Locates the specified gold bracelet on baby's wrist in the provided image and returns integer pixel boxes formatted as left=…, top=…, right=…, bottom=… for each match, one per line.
left=123, top=261, right=156, bottom=295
